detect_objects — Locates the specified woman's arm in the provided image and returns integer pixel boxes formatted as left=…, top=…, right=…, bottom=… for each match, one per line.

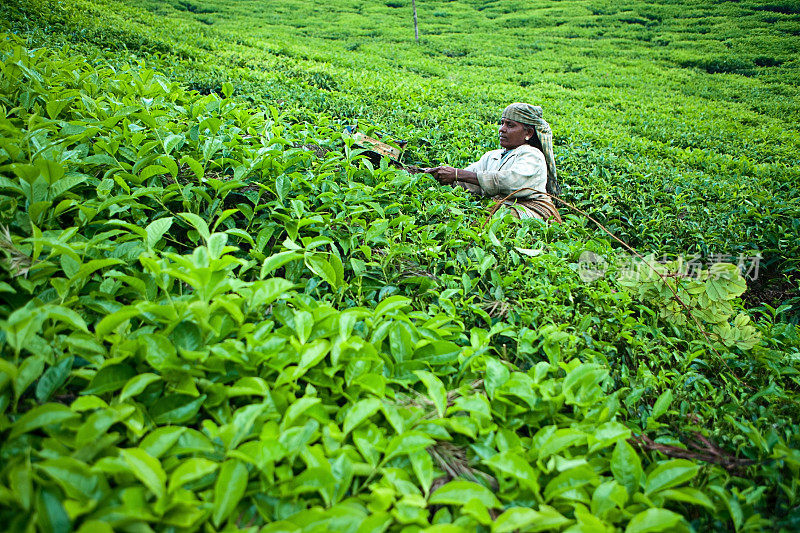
left=428, top=166, right=478, bottom=186
left=424, top=151, right=492, bottom=187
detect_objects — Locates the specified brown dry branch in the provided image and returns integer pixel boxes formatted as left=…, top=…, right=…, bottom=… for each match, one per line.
left=300, top=143, right=332, bottom=159
left=427, top=441, right=498, bottom=492
left=0, top=225, right=33, bottom=277
left=482, top=187, right=747, bottom=388
left=629, top=432, right=756, bottom=476
left=482, top=298, right=514, bottom=318
left=395, top=379, right=485, bottom=422
left=397, top=260, right=438, bottom=282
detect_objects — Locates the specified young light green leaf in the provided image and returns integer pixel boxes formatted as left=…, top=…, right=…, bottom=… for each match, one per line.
left=145, top=217, right=173, bottom=250
left=163, top=134, right=185, bottom=155
left=178, top=212, right=211, bottom=242
left=342, top=398, right=382, bottom=435
left=414, top=370, right=447, bottom=418
left=46, top=98, right=72, bottom=120
left=484, top=358, right=509, bottom=400
left=625, top=508, right=683, bottom=533
left=659, top=488, right=715, bottom=509
left=651, top=389, right=673, bottom=420
left=180, top=155, right=204, bottom=180
left=611, top=440, right=643, bottom=495
left=382, top=431, right=436, bottom=464
left=429, top=480, right=501, bottom=509
left=486, top=451, right=541, bottom=495
left=409, top=449, right=435, bottom=495
left=212, top=459, right=248, bottom=527
left=374, top=295, right=412, bottom=316
left=9, top=404, right=80, bottom=439
left=140, top=427, right=187, bottom=459
left=644, top=459, right=700, bottom=495
left=169, top=458, right=218, bottom=492
left=305, top=253, right=339, bottom=288
left=14, top=355, right=44, bottom=399
left=94, top=307, right=143, bottom=338
left=35, top=159, right=65, bottom=185
left=140, top=164, right=169, bottom=181
left=120, top=448, right=167, bottom=500
left=259, top=251, right=303, bottom=279
left=493, top=505, right=571, bottom=533
left=207, top=232, right=229, bottom=259
left=119, top=373, right=162, bottom=402
left=538, top=428, right=587, bottom=460
left=245, top=278, right=295, bottom=309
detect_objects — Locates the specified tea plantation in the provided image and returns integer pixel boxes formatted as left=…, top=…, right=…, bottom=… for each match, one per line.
left=1, top=0, right=799, bottom=531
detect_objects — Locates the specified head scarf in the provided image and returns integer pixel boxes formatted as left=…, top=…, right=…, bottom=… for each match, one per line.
left=501, top=103, right=561, bottom=196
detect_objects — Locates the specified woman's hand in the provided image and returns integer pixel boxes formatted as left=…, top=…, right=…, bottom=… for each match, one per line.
left=424, top=166, right=479, bottom=187
left=424, top=166, right=458, bottom=185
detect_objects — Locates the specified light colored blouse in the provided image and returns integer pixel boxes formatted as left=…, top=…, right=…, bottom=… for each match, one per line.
left=459, top=144, right=553, bottom=218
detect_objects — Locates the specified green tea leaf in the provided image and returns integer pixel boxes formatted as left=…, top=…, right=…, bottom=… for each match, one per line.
left=150, top=394, right=206, bottom=425
left=611, top=440, right=643, bottom=495
left=429, top=480, right=501, bottom=509
left=538, top=428, right=587, bottom=460
left=9, top=404, right=80, bottom=439
left=484, top=358, right=509, bottom=399
left=169, top=458, right=218, bottom=492
left=35, top=159, right=65, bottom=185
left=120, top=448, right=167, bottom=500
left=644, top=460, right=700, bottom=495
left=486, top=450, right=541, bottom=495
left=383, top=431, right=435, bottom=464
left=179, top=212, right=211, bottom=242
left=374, top=295, right=411, bottom=316
left=140, top=164, right=169, bottom=181
left=82, top=364, right=135, bottom=395
left=145, top=216, right=173, bottom=249
left=119, top=373, right=161, bottom=402
left=415, top=370, right=447, bottom=418
left=36, top=488, right=70, bottom=533
left=180, top=155, right=204, bottom=180
left=659, top=488, right=715, bottom=509
left=213, top=459, right=248, bottom=527
left=163, top=133, right=185, bottom=155
left=343, top=398, right=382, bottom=435
left=625, top=508, right=683, bottom=533
left=493, top=505, right=571, bottom=533
left=651, top=389, right=673, bottom=420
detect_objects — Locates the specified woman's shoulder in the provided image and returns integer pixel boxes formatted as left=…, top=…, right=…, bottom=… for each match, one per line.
left=480, top=148, right=504, bottom=159
left=509, top=144, right=546, bottom=167
left=513, top=144, right=545, bottom=159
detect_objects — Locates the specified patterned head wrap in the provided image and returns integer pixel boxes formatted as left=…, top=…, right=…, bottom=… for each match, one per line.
left=501, top=103, right=561, bottom=196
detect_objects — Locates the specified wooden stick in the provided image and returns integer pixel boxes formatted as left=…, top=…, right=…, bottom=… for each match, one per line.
left=412, top=0, right=419, bottom=44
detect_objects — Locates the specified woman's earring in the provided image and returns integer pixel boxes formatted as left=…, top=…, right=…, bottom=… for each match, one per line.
left=525, top=136, right=531, bottom=140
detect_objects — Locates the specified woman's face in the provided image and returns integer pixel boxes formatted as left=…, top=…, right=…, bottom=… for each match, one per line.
left=498, top=118, right=530, bottom=149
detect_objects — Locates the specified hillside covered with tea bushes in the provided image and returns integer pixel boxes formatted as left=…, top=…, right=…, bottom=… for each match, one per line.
left=1, top=0, right=799, bottom=531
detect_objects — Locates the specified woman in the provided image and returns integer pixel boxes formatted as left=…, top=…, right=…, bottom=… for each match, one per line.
left=425, top=103, right=562, bottom=222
